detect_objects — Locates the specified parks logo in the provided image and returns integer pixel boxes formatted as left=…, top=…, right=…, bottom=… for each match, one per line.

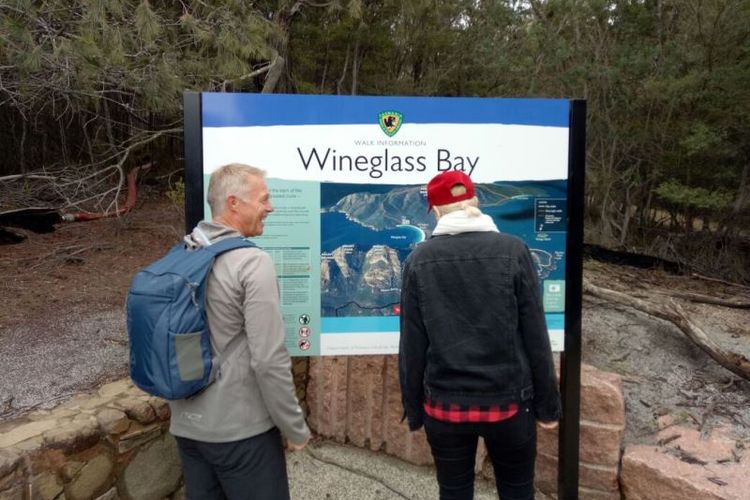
left=378, top=111, right=403, bottom=137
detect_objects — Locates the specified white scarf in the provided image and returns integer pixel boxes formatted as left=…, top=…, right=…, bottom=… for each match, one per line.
left=431, top=210, right=499, bottom=236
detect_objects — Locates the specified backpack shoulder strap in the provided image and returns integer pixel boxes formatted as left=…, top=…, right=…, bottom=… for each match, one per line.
left=203, top=236, right=258, bottom=381
left=205, top=236, right=257, bottom=256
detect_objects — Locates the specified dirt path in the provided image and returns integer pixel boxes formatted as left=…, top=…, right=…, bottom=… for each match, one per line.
left=0, top=197, right=183, bottom=419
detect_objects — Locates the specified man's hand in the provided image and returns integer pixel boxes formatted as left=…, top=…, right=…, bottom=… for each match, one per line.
left=537, top=420, right=559, bottom=430
left=286, top=436, right=310, bottom=451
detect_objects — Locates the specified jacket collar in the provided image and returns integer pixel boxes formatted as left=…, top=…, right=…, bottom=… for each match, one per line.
left=184, top=221, right=243, bottom=249
left=432, top=211, right=499, bottom=236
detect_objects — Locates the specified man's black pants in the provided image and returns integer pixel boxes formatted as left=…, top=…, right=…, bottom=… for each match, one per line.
left=175, top=427, right=289, bottom=500
left=424, top=407, right=537, bottom=500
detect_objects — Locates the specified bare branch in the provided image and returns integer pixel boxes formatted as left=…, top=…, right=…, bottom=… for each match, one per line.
left=0, top=174, right=59, bottom=182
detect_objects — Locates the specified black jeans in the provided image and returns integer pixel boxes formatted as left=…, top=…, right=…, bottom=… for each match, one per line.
left=175, top=427, right=289, bottom=500
left=424, top=407, right=537, bottom=500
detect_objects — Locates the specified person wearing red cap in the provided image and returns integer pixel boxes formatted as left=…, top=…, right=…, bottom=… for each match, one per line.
left=399, top=171, right=561, bottom=500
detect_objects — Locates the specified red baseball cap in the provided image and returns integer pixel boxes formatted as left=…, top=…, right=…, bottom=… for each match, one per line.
left=426, top=171, right=475, bottom=212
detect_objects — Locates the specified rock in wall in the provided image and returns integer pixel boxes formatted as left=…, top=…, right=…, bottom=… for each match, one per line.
left=306, top=356, right=627, bottom=498
left=0, top=380, right=182, bottom=500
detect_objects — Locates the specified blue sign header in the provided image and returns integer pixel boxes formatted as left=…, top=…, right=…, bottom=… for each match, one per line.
left=202, top=93, right=570, bottom=128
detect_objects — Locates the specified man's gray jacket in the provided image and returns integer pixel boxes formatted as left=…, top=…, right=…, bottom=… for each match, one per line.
left=168, top=221, right=310, bottom=444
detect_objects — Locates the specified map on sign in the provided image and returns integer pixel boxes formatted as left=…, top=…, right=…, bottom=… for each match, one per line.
left=320, top=180, right=567, bottom=319
left=199, top=93, right=573, bottom=354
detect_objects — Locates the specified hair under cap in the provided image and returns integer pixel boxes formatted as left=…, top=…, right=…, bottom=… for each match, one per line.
left=426, top=171, right=475, bottom=212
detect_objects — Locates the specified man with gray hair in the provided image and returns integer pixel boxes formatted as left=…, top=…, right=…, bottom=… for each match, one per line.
left=170, top=163, right=310, bottom=500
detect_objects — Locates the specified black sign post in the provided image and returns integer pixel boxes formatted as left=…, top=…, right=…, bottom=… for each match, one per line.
left=558, top=99, right=586, bottom=499
left=183, top=92, right=204, bottom=233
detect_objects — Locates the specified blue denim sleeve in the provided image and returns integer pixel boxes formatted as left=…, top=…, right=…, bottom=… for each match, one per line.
left=516, top=244, right=562, bottom=422
left=398, top=259, right=428, bottom=431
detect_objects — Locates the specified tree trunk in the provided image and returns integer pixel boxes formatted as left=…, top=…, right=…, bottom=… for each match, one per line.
left=337, top=43, right=351, bottom=96
left=619, top=183, right=634, bottom=247
left=58, top=118, right=69, bottom=166
left=263, top=2, right=303, bottom=94
left=319, top=40, right=330, bottom=93
left=351, top=33, right=361, bottom=96
left=262, top=54, right=286, bottom=94
left=732, top=162, right=749, bottom=215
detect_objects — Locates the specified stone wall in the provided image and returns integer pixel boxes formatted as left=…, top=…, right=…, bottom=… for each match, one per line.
left=306, top=355, right=433, bottom=464
left=306, top=356, right=626, bottom=498
left=0, top=360, right=626, bottom=500
left=531, top=364, right=625, bottom=499
left=0, top=380, right=182, bottom=500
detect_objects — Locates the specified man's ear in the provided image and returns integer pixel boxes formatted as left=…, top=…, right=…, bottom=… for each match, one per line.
left=226, top=195, right=239, bottom=212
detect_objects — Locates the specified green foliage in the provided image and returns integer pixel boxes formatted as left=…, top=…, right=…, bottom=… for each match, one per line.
left=655, top=181, right=734, bottom=212
left=135, top=1, right=161, bottom=44
left=2, top=0, right=748, bottom=278
left=680, top=123, right=725, bottom=158
left=0, top=0, right=275, bottom=174
left=1, top=0, right=274, bottom=113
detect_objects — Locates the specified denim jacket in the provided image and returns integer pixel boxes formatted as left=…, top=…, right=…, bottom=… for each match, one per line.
left=399, top=231, right=562, bottom=431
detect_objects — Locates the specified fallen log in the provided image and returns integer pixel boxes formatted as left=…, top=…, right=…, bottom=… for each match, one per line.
left=583, top=279, right=750, bottom=381
left=656, top=290, right=750, bottom=309
left=691, top=272, right=750, bottom=291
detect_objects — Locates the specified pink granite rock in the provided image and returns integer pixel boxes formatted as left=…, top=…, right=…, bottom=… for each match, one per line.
left=657, top=414, right=677, bottom=430
left=345, top=356, right=386, bottom=450
left=656, top=426, right=737, bottom=463
left=580, top=364, right=625, bottom=426
left=382, top=355, right=432, bottom=465
left=621, top=434, right=748, bottom=500
left=580, top=421, right=625, bottom=466
left=535, top=451, right=620, bottom=496
left=307, top=356, right=349, bottom=442
left=537, top=420, right=624, bottom=466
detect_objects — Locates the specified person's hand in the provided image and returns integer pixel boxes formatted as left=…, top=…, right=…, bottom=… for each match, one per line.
left=537, top=420, right=559, bottom=430
left=286, top=436, right=310, bottom=451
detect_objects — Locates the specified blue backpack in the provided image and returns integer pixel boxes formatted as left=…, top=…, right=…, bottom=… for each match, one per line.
left=126, top=237, right=256, bottom=400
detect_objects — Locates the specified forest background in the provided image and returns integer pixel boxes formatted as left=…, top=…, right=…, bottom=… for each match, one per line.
left=1, top=0, right=748, bottom=283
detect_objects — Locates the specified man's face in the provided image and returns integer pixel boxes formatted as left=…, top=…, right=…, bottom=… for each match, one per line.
left=234, top=175, right=273, bottom=237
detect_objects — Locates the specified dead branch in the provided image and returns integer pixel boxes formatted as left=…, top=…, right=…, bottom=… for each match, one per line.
left=238, top=63, right=272, bottom=81
left=583, top=279, right=750, bottom=381
left=691, top=272, right=750, bottom=291
left=27, top=243, right=115, bottom=270
left=0, top=174, right=58, bottom=182
left=655, top=290, right=750, bottom=309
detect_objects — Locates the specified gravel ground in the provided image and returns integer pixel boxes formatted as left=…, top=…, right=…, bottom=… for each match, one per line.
left=0, top=307, right=128, bottom=419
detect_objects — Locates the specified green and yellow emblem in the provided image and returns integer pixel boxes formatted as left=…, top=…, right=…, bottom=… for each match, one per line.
left=378, top=111, right=403, bottom=137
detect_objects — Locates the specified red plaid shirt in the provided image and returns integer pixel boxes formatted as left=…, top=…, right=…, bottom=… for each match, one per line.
left=424, top=398, right=519, bottom=423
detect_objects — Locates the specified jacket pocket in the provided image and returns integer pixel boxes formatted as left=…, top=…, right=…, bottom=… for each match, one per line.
left=171, top=330, right=206, bottom=381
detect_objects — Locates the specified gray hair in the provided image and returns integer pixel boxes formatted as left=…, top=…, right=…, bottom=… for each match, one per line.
left=434, top=197, right=481, bottom=217
left=207, top=163, right=266, bottom=215
left=432, top=183, right=481, bottom=217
